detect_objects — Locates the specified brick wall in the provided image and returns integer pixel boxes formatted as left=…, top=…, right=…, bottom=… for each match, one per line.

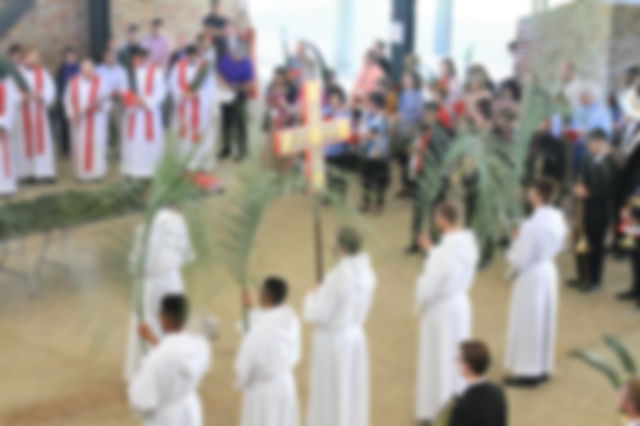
left=0, top=0, right=90, bottom=68
left=0, top=0, right=239, bottom=69
left=110, top=0, right=211, bottom=48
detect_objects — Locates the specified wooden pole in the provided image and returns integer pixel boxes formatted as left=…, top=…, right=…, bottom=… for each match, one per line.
left=312, top=194, right=324, bottom=283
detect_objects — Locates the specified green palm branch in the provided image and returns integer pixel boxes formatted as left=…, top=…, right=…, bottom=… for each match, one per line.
left=571, top=335, right=638, bottom=390
left=213, top=150, right=302, bottom=329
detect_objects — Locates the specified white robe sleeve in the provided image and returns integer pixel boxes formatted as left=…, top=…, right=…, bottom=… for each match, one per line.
left=234, top=328, right=258, bottom=390
left=128, top=352, right=161, bottom=416
left=0, top=79, right=17, bottom=129
left=507, top=222, right=541, bottom=272
left=42, top=70, right=56, bottom=108
left=415, top=247, right=452, bottom=315
left=304, top=269, right=341, bottom=326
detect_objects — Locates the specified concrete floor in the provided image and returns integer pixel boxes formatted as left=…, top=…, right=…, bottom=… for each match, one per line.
left=0, top=157, right=636, bottom=426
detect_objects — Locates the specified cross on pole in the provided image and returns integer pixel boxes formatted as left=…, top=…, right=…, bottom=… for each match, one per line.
left=273, top=79, right=351, bottom=281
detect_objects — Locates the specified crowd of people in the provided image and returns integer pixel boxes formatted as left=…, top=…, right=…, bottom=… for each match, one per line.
left=0, top=0, right=256, bottom=194
left=3, top=2, right=640, bottom=425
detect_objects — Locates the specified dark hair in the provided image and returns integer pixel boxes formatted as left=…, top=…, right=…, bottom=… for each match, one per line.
left=186, top=44, right=199, bottom=56
left=131, top=46, right=149, bottom=57
left=8, top=43, right=22, bottom=56
left=587, top=128, right=609, bottom=143
left=161, top=294, right=189, bottom=327
left=338, top=227, right=362, bottom=255
left=424, top=101, right=440, bottom=112
left=436, top=201, right=460, bottom=225
left=263, top=276, right=288, bottom=305
left=63, top=46, right=77, bottom=55
left=531, top=179, right=555, bottom=203
left=499, top=79, right=521, bottom=101
left=369, top=92, right=386, bottom=110
left=152, top=18, right=164, bottom=27
left=476, top=98, right=493, bottom=122
left=460, top=340, right=491, bottom=375
left=328, top=86, right=346, bottom=105
left=127, top=24, right=139, bottom=34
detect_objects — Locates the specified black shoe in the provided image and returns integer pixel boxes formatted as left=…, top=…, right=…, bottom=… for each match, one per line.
left=218, top=150, right=231, bottom=160
left=617, top=290, right=638, bottom=301
left=406, top=244, right=421, bottom=255
left=503, top=375, right=543, bottom=388
left=580, top=283, right=601, bottom=293
left=566, top=279, right=583, bottom=288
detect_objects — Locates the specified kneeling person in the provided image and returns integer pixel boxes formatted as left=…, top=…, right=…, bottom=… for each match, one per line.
left=235, top=277, right=301, bottom=426
left=128, top=294, right=211, bottom=426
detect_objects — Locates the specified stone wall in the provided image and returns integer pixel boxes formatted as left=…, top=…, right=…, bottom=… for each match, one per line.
left=0, top=0, right=90, bottom=68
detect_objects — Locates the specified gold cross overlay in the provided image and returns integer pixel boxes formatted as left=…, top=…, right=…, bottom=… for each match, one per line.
left=274, top=80, right=351, bottom=191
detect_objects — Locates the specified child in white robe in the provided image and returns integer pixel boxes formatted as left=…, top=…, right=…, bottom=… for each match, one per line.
left=129, top=294, right=211, bottom=426
left=235, top=277, right=301, bottom=426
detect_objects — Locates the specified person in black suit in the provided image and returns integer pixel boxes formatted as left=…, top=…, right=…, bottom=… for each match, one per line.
left=449, top=340, right=508, bottom=426
left=570, top=129, right=618, bottom=292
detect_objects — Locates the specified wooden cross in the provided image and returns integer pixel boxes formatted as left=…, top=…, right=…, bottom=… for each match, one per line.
left=273, top=79, right=351, bottom=281
left=274, top=79, right=351, bottom=191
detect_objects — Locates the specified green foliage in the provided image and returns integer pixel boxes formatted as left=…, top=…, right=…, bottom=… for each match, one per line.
left=215, top=151, right=302, bottom=290
left=130, top=136, right=210, bottom=319
left=604, top=334, right=638, bottom=377
left=0, top=180, right=148, bottom=240
left=571, top=335, right=638, bottom=390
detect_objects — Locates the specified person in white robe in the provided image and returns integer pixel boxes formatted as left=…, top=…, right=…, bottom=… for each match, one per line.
left=64, top=59, right=110, bottom=181
left=129, top=294, right=211, bottom=426
left=15, top=48, right=56, bottom=180
left=504, top=180, right=567, bottom=387
left=304, top=227, right=377, bottom=426
left=121, top=47, right=167, bottom=178
left=235, top=277, right=301, bottom=426
left=414, top=201, right=479, bottom=424
left=0, top=73, right=18, bottom=195
left=169, top=45, right=217, bottom=171
left=125, top=205, right=196, bottom=380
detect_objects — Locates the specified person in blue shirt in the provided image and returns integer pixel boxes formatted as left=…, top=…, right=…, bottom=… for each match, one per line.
left=325, top=87, right=351, bottom=197
left=360, top=92, right=390, bottom=213
left=218, top=41, right=255, bottom=161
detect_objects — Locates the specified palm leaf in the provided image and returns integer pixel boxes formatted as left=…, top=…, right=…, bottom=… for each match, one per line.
left=570, top=349, right=623, bottom=389
left=604, top=334, right=637, bottom=377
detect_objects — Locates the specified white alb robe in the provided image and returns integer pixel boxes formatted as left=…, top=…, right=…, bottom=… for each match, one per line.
left=415, top=230, right=479, bottom=421
left=64, top=75, right=110, bottom=180
left=304, top=253, right=377, bottom=426
left=0, top=78, right=18, bottom=194
left=125, top=208, right=196, bottom=380
left=169, top=58, right=217, bottom=171
left=15, top=66, right=56, bottom=179
left=235, top=306, right=301, bottom=426
left=505, top=205, right=567, bottom=377
left=121, top=64, right=167, bottom=178
left=128, top=332, right=211, bottom=426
